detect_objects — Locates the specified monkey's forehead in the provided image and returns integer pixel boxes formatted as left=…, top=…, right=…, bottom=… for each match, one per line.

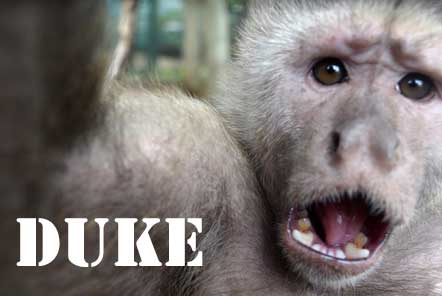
left=248, top=0, right=442, bottom=41
left=241, top=0, right=442, bottom=74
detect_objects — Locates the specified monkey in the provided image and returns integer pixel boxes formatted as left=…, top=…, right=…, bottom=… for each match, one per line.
left=212, top=0, right=442, bottom=294
left=1, top=0, right=442, bottom=295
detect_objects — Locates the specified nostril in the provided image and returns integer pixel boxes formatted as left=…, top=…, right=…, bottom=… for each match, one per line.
left=330, top=131, right=341, bottom=154
left=373, top=134, right=401, bottom=171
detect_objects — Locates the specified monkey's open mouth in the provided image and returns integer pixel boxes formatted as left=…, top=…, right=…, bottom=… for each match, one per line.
left=287, top=191, right=390, bottom=263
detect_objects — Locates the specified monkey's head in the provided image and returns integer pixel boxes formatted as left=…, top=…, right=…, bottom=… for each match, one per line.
left=214, top=0, right=442, bottom=289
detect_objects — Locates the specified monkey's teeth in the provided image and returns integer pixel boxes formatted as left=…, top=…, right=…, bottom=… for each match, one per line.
left=292, top=230, right=314, bottom=247
left=311, top=244, right=347, bottom=260
left=312, top=244, right=321, bottom=252
left=354, top=232, right=368, bottom=249
left=335, top=249, right=346, bottom=260
left=298, top=218, right=312, bottom=233
left=345, top=243, right=370, bottom=259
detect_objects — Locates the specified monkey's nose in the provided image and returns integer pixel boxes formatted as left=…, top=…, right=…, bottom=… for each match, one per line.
left=329, top=118, right=400, bottom=173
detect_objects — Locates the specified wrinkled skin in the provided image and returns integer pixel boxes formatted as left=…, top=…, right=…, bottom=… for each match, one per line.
left=0, top=0, right=441, bottom=295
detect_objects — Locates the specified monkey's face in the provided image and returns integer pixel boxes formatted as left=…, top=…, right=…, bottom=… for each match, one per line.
left=219, top=0, right=442, bottom=289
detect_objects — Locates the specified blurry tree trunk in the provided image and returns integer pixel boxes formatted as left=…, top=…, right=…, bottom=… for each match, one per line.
left=106, top=0, right=139, bottom=87
left=184, top=0, right=230, bottom=97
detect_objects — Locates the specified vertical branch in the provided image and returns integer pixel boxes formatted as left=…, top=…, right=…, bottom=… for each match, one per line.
left=183, top=0, right=205, bottom=95
left=204, top=0, right=230, bottom=96
left=106, top=0, right=139, bottom=86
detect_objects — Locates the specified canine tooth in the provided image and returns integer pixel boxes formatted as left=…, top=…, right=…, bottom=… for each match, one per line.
left=345, top=243, right=370, bottom=259
left=336, top=249, right=346, bottom=260
left=292, top=230, right=314, bottom=247
left=354, top=233, right=368, bottom=249
left=298, top=218, right=312, bottom=232
left=312, top=244, right=322, bottom=252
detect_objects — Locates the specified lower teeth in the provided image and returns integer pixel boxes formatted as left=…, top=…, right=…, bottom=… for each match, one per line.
left=345, top=243, right=370, bottom=259
left=292, top=230, right=314, bottom=247
left=335, top=249, right=346, bottom=260
left=291, top=219, right=371, bottom=260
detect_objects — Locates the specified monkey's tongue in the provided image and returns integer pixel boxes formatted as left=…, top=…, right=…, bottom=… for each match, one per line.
left=314, top=199, right=368, bottom=247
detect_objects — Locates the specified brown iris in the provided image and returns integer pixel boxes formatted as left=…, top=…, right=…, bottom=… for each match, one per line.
left=398, top=73, right=434, bottom=101
left=313, top=58, right=349, bottom=86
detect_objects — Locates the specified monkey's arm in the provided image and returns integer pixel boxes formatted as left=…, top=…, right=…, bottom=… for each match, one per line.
left=5, top=83, right=265, bottom=295
left=0, top=1, right=260, bottom=294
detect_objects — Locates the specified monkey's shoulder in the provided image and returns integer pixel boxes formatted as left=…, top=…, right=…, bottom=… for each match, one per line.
left=100, top=85, right=247, bottom=172
left=55, top=85, right=256, bottom=216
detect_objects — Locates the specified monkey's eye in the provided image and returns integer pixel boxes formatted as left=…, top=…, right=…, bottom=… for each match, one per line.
left=312, top=58, right=349, bottom=86
left=397, top=73, right=435, bottom=101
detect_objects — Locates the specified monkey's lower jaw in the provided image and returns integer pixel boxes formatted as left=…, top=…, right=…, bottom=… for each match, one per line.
left=285, top=191, right=391, bottom=277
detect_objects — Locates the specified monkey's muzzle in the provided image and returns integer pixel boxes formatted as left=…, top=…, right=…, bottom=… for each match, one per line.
left=286, top=191, right=391, bottom=269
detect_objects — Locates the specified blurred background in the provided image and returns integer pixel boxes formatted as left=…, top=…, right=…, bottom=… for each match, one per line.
left=106, top=0, right=249, bottom=97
